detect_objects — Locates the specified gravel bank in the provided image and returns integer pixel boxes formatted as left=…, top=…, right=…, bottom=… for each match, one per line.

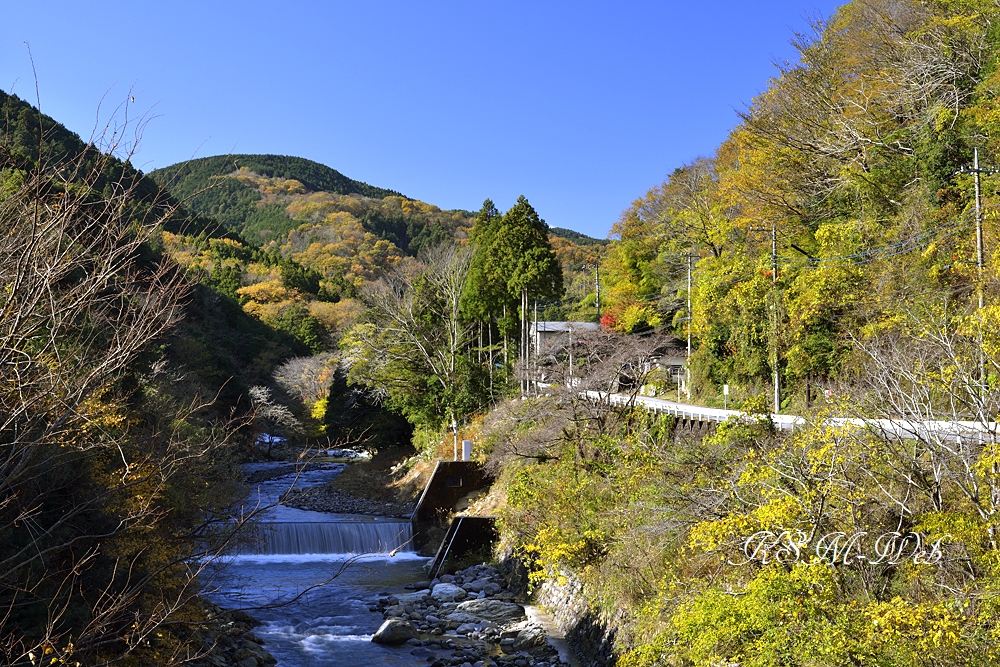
left=282, top=484, right=415, bottom=518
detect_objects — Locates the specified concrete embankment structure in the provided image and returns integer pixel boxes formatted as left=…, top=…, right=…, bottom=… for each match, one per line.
left=411, top=460, right=492, bottom=552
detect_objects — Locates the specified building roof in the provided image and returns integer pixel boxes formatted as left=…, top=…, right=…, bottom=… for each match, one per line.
left=531, top=321, right=601, bottom=333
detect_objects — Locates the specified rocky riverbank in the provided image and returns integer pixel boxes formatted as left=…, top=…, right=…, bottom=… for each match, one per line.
left=187, top=602, right=277, bottom=667
left=369, top=564, right=571, bottom=667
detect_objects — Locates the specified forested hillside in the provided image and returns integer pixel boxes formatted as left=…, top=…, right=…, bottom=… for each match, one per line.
left=0, top=90, right=355, bottom=665
left=475, top=1, right=1000, bottom=666
left=594, top=0, right=1000, bottom=410
left=150, top=154, right=469, bottom=251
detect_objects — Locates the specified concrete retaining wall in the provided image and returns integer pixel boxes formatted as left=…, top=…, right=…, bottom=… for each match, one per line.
left=427, top=516, right=497, bottom=579
left=495, top=553, right=618, bottom=667
left=535, top=571, right=619, bottom=667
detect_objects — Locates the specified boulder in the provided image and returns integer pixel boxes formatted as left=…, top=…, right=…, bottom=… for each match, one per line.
left=391, top=590, right=431, bottom=605
left=455, top=599, right=525, bottom=624
left=443, top=612, right=480, bottom=625
left=514, top=623, right=547, bottom=650
left=325, top=448, right=371, bottom=460
left=230, top=610, right=261, bottom=626
left=371, top=618, right=418, bottom=645
left=431, top=583, right=468, bottom=602
left=502, top=619, right=547, bottom=650
left=464, top=580, right=487, bottom=592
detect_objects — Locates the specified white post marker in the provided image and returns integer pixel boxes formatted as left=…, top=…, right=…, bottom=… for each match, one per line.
left=724, top=384, right=729, bottom=411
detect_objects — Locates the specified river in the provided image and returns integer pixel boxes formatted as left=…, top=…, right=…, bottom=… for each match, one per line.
left=206, top=462, right=429, bottom=666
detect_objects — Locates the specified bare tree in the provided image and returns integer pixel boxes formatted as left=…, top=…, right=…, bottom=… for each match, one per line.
left=248, top=385, right=303, bottom=455
left=342, top=243, right=477, bottom=427
left=488, top=330, right=673, bottom=468
left=273, top=352, right=338, bottom=406
left=845, top=308, right=1000, bottom=532
left=0, top=124, right=248, bottom=664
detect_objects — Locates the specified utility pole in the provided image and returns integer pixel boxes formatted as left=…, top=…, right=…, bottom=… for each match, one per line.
left=568, top=324, right=574, bottom=386
left=772, top=223, right=780, bottom=415
left=975, top=147, right=985, bottom=311
left=957, top=148, right=999, bottom=393
left=750, top=225, right=781, bottom=414
left=584, top=256, right=602, bottom=323
left=957, top=148, right=1000, bottom=311
left=686, top=253, right=693, bottom=401
left=595, top=259, right=601, bottom=322
left=533, top=299, right=538, bottom=396
left=526, top=292, right=531, bottom=398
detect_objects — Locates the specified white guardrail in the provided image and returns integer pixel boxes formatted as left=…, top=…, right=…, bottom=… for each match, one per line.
left=582, top=391, right=998, bottom=443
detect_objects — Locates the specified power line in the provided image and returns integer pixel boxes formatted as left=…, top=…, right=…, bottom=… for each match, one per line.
left=771, top=214, right=972, bottom=267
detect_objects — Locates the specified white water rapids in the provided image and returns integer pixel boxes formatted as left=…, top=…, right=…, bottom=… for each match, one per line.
left=205, top=462, right=429, bottom=666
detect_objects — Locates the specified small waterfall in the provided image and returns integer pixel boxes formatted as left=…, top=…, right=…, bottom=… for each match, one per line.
left=256, top=521, right=414, bottom=555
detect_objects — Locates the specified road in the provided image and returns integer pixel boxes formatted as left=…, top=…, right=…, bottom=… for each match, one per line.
left=583, top=390, right=997, bottom=443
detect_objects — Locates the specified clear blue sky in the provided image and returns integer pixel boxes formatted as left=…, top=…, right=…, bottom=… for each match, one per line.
left=1, top=1, right=841, bottom=239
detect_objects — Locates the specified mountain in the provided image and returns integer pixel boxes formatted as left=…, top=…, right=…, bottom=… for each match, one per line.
left=150, top=154, right=430, bottom=247
left=150, top=154, right=402, bottom=242
left=151, top=154, right=401, bottom=201
left=0, top=89, right=312, bottom=405
left=549, top=226, right=608, bottom=245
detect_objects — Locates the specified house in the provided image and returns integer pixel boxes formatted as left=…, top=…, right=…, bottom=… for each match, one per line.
left=651, top=336, right=687, bottom=382
left=529, top=321, right=601, bottom=349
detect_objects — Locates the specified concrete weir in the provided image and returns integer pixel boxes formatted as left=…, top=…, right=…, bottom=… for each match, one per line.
left=256, top=520, right=413, bottom=555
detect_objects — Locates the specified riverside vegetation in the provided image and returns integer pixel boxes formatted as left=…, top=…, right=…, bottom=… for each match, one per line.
left=7, top=0, right=1000, bottom=665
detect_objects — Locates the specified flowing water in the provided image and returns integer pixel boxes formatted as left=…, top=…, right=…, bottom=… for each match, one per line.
left=206, top=462, right=428, bottom=666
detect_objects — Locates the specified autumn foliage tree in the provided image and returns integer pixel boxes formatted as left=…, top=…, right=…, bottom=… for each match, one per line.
left=489, top=2, right=1000, bottom=665
left=341, top=245, right=486, bottom=429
